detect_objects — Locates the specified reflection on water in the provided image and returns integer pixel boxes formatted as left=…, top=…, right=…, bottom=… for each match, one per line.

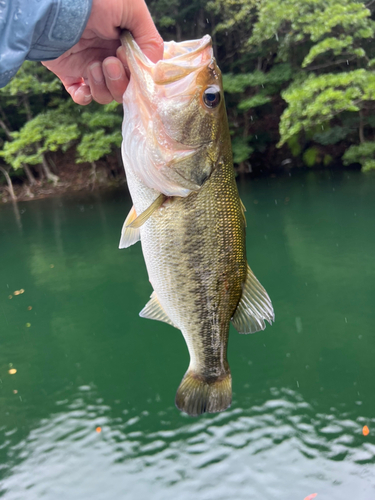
left=0, top=172, right=374, bottom=499
left=1, top=386, right=374, bottom=500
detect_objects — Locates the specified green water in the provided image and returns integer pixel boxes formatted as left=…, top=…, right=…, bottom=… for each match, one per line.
left=0, top=171, right=374, bottom=499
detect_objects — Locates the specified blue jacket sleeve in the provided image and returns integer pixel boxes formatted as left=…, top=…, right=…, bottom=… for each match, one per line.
left=0, top=0, right=92, bottom=88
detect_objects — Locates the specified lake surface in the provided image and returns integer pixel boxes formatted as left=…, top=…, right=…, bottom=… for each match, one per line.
left=0, top=171, right=374, bottom=500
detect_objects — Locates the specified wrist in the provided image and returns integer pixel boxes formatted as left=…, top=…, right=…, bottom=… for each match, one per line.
left=29, top=0, right=93, bottom=61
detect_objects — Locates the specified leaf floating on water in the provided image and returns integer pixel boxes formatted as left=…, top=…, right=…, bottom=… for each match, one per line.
left=26, top=323, right=31, bottom=328
left=13, top=390, right=18, bottom=394
left=8, top=369, right=17, bottom=375
left=96, top=426, right=102, bottom=433
left=27, top=306, right=32, bottom=310
left=363, top=425, right=370, bottom=436
left=304, top=494, right=317, bottom=500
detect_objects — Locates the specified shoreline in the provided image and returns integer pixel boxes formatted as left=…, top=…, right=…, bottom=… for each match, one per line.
left=0, top=158, right=126, bottom=204
left=0, top=161, right=363, bottom=205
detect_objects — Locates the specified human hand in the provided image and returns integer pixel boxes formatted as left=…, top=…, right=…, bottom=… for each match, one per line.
left=42, top=0, right=163, bottom=105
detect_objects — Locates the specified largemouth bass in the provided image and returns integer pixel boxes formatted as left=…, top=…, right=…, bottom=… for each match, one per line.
left=119, top=32, right=274, bottom=416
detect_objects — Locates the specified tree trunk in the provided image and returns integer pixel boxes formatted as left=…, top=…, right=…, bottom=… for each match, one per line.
left=36, top=164, right=45, bottom=180
left=90, top=161, right=97, bottom=189
left=210, top=15, right=217, bottom=60
left=196, top=8, right=205, bottom=38
left=48, top=156, right=59, bottom=174
left=23, top=96, right=33, bottom=121
left=116, top=147, right=123, bottom=172
left=41, top=154, right=59, bottom=186
left=0, top=118, right=12, bottom=140
left=0, top=165, right=17, bottom=200
left=0, top=105, right=12, bottom=137
left=23, top=164, right=37, bottom=185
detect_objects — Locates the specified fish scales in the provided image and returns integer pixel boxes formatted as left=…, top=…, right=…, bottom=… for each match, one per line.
left=143, top=154, right=246, bottom=376
left=119, top=31, right=274, bottom=416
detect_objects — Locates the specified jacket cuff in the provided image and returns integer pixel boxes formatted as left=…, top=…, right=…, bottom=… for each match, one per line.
left=28, top=0, right=92, bottom=61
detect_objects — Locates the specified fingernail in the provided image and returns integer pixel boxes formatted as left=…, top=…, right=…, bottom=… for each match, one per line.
left=76, top=86, right=92, bottom=102
left=90, top=63, right=104, bottom=84
left=104, top=60, right=122, bottom=80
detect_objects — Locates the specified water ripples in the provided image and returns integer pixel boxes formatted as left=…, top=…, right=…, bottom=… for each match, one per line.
left=1, top=386, right=374, bottom=499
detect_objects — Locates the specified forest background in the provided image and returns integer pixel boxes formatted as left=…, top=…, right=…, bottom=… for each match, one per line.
left=1, top=0, right=375, bottom=201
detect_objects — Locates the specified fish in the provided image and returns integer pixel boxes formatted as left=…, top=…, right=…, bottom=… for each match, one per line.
left=119, top=31, right=274, bottom=416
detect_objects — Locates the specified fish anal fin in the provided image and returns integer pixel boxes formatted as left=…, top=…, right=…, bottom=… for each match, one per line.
left=119, top=205, right=141, bottom=248
left=231, top=264, right=275, bottom=334
left=128, top=193, right=166, bottom=229
left=139, top=291, right=176, bottom=327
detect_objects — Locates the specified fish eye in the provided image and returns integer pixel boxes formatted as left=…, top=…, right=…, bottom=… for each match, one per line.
left=203, top=86, right=221, bottom=109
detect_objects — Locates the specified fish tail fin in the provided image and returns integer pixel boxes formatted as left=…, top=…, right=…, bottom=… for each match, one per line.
left=175, top=369, right=232, bottom=416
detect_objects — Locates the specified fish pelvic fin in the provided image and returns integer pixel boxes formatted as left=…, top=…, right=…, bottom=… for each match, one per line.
left=231, top=263, right=275, bottom=334
left=139, top=291, right=176, bottom=328
left=119, top=206, right=141, bottom=249
left=175, top=369, right=232, bottom=417
left=127, top=194, right=166, bottom=229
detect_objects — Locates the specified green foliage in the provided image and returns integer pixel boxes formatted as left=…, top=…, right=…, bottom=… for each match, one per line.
left=75, top=103, right=122, bottom=164
left=302, top=36, right=365, bottom=68
left=208, top=0, right=256, bottom=33
left=323, top=154, right=333, bottom=166
left=238, top=94, right=271, bottom=111
left=231, top=136, right=254, bottom=163
left=0, top=104, right=80, bottom=169
left=250, top=0, right=374, bottom=54
left=0, top=61, right=61, bottom=97
left=342, top=142, right=375, bottom=171
left=77, top=130, right=122, bottom=164
left=313, top=125, right=353, bottom=145
left=287, top=135, right=302, bottom=157
left=278, top=69, right=375, bottom=145
left=223, top=65, right=292, bottom=94
left=0, top=61, right=123, bottom=177
left=2, top=0, right=375, bottom=188
left=303, top=147, right=319, bottom=167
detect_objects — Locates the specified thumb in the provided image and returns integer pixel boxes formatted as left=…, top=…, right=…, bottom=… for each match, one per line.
left=125, top=0, right=164, bottom=63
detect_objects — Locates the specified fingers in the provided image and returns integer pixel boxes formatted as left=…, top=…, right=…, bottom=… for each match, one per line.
left=87, top=58, right=128, bottom=104
left=125, top=0, right=164, bottom=64
left=103, top=58, right=129, bottom=103
left=65, top=81, right=93, bottom=105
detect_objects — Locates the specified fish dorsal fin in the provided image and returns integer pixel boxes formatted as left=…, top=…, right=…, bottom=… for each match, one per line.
left=139, top=291, right=176, bottom=328
left=232, top=264, right=275, bottom=334
left=127, top=194, right=166, bottom=229
left=119, top=205, right=141, bottom=248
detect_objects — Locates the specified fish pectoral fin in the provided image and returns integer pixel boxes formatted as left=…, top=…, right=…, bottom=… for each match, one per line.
left=127, top=194, right=166, bottom=229
left=119, top=205, right=141, bottom=249
left=231, top=264, right=275, bottom=334
left=139, top=291, right=176, bottom=328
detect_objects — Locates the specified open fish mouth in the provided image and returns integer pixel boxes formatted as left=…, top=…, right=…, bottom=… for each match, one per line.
left=121, top=31, right=213, bottom=86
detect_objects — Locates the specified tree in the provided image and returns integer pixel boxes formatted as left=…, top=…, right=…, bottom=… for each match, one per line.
left=76, top=101, right=122, bottom=184
left=250, top=0, right=375, bottom=168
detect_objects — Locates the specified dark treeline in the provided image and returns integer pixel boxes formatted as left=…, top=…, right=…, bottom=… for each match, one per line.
left=1, top=0, right=375, bottom=201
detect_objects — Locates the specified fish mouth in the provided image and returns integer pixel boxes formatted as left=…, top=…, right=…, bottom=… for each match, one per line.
left=120, top=31, right=213, bottom=86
